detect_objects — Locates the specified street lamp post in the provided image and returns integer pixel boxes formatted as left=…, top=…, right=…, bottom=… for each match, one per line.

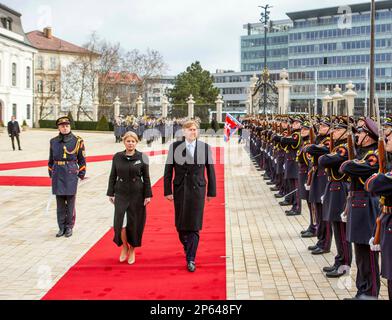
left=259, top=4, right=272, bottom=115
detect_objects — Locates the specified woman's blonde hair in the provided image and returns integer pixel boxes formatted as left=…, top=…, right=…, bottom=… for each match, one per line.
left=122, top=131, right=139, bottom=143
left=182, top=120, right=199, bottom=130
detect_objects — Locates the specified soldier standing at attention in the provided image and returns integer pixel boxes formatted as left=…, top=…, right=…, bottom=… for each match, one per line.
left=275, top=116, right=302, bottom=215
left=318, top=117, right=352, bottom=277
left=305, top=117, right=332, bottom=255
left=340, top=118, right=380, bottom=299
left=365, top=115, right=392, bottom=300
left=48, top=117, right=86, bottom=238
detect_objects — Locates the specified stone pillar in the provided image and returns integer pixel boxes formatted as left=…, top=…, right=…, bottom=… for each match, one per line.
left=332, top=85, right=343, bottom=115
left=322, top=88, right=332, bottom=115
left=249, top=74, right=258, bottom=115
left=136, top=96, right=144, bottom=117
left=343, top=81, right=357, bottom=117
left=92, top=97, right=99, bottom=121
left=215, top=94, right=224, bottom=123
left=187, top=94, right=195, bottom=119
left=161, top=95, right=169, bottom=118
left=113, top=96, right=121, bottom=118
left=276, top=69, right=291, bottom=115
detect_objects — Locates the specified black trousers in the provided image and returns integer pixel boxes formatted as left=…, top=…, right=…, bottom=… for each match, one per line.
left=389, top=280, right=392, bottom=300
left=306, top=201, right=317, bottom=233
left=354, top=243, right=380, bottom=298
left=11, top=134, right=21, bottom=150
left=285, top=179, right=300, bottom=211
left=56, top=195, right=76, bottom=231
left=331, top=221, right=352, bottom=268
left=179, top=231, right=200, bottom=263
left=315, top=203, right=332, bottom=251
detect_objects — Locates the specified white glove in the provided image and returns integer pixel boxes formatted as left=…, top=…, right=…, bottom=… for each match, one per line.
left=260, top=148, right=264, bottom=152
left=341, top=212, right=348, bottom=223
left=369, top=237, right=381, bottom=252
left=274, top=159, right=277, bottom=165
left=305, top=184, right=311, bottom=191
left=320, top=195, right=325, bottom=204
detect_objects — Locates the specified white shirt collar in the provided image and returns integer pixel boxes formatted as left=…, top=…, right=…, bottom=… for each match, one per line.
left=185, top=139, right=196, bottom=148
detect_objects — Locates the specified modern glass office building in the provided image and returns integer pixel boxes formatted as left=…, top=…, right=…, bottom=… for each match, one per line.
left=240, top=0, right=392, bottom=115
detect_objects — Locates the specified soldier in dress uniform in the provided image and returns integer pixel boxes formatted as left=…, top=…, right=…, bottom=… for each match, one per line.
left=365, top=115, right=392, bottom=300
left=274, top=116, right=302, bottom=215
left=318, top=116, right=352, bottom=277
left=296, top=119, right=315, bottom=227
left=304, top=117, right=332, bottom=255
left=48, top=117, right=86, bottom=238
left=340, top=118, right=381, bottom=299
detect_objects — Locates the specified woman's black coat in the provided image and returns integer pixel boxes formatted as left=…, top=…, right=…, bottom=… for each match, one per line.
left=164, top=140, right=217, bottom=232
left=107, top=150, right=152, bottom=247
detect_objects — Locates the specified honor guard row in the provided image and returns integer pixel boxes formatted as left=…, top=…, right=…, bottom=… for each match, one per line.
left=244, top=113, right=392, bottom=300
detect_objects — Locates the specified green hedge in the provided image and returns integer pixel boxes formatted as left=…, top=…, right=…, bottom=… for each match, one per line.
left=38, top=121, right=221, bottom=132
left=39, top=120, right=113, bottom=131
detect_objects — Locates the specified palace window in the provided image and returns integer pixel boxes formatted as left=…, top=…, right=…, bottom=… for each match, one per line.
left=26, top=67, right=31, bottom=89
left=12, top=63, right=17, bottom=86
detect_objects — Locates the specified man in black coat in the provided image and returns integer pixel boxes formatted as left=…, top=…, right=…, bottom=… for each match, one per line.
left=7, top=116, right=22, bottom=151
left=164, top=120, right=217, bottom=272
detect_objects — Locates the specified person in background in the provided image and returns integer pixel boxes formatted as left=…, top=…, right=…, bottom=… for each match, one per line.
left=7, top=116, right=22, bottom=151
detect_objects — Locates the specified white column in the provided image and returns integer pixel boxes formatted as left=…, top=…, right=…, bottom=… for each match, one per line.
left=215, top=94, right=224, bottom=123
left=322, top=88, right=332, bottom=115
left=161, top=95, right=169, bottom=118
left=276, top=69, right=291, bottom=115
left=187, top=94, right=195, bottom=119
left=332, top=85, right=343, bottom=115
left=343, top=81, right=358, bottom=117
left=113, top=96, right=121, bottom=118
left=136, top=96, right=144, bottom=117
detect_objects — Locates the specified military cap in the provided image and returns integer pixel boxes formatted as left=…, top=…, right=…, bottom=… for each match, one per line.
left=384, top=115, right=392, bottom=127
left=358, top=118, right=379, bottom=140
left=319, top=116, right=332, bottom=126
left=302, top=120, right=311, bottom=129
left=56, top=117, right=71, bottom=126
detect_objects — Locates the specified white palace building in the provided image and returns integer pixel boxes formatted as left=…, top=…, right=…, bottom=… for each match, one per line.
left=0, top=3, right=36, bottom=127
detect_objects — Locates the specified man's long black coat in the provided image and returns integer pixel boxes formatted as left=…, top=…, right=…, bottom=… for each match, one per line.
left=164, top=140, right=217, bottom=232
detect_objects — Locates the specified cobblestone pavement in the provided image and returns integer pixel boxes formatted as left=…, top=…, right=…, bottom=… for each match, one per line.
left=0, top=130, right=388, bottom=300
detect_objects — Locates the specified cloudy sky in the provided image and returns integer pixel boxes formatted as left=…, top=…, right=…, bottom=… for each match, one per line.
left=4, top=0, right=369, bottom=74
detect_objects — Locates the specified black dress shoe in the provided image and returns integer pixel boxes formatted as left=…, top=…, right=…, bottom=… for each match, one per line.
left=323, top=265, right=337, bottom=273
left=266, top=182, right=275, bottom=186
left=312, top=247, right=330, bottom=255
left=56, top=229, right=65, bottom=238
left=187, top=261, right=196, bottom=273
left=65, top=229, right=73, bottom=238
left=270, top=187, right=279, bottom=192
left=279, top=201, right=291, bottom=207
left=308, top=245, right=319, bottom=251
left=286, top=210, right=301, bottom=216
left=326, top=269, right=347, bottom=278
left=301, top=231, right=317, bottom=238
left=274, top=193, right=285, bottom=199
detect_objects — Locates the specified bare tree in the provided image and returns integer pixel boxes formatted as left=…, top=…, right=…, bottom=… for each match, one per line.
left=122, top=49, right=168, bottom=111
left=36, top=73, right=59, bottom=120
left=61, top=33, right=101, bottom=121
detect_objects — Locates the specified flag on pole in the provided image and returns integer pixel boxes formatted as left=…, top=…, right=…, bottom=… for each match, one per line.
left=224, top=113, right=242, bottom=142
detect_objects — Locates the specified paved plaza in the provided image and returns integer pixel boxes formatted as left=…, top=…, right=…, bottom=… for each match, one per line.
left=0, top=129, right=389, bottom=300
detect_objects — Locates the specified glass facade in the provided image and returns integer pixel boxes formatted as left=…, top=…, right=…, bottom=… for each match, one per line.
left=241, top=1, right=392, bottom=114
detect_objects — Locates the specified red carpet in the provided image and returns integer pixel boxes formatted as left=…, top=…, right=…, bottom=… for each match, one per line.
left=0, top=150, right=168, bottom=171
left=42, top=148, right=226, bottom=300
left=0, top=176, right=51, bottom=187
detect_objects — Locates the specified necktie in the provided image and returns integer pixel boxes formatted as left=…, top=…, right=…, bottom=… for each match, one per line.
left=187, top=143, right=194, bottom=158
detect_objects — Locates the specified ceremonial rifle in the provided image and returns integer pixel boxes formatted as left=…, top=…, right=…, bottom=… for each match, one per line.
left=374, top=96, right=385, bottom=245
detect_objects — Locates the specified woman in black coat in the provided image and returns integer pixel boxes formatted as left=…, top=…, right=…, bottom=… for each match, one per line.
left=107, top=131, right=152, bottom=264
